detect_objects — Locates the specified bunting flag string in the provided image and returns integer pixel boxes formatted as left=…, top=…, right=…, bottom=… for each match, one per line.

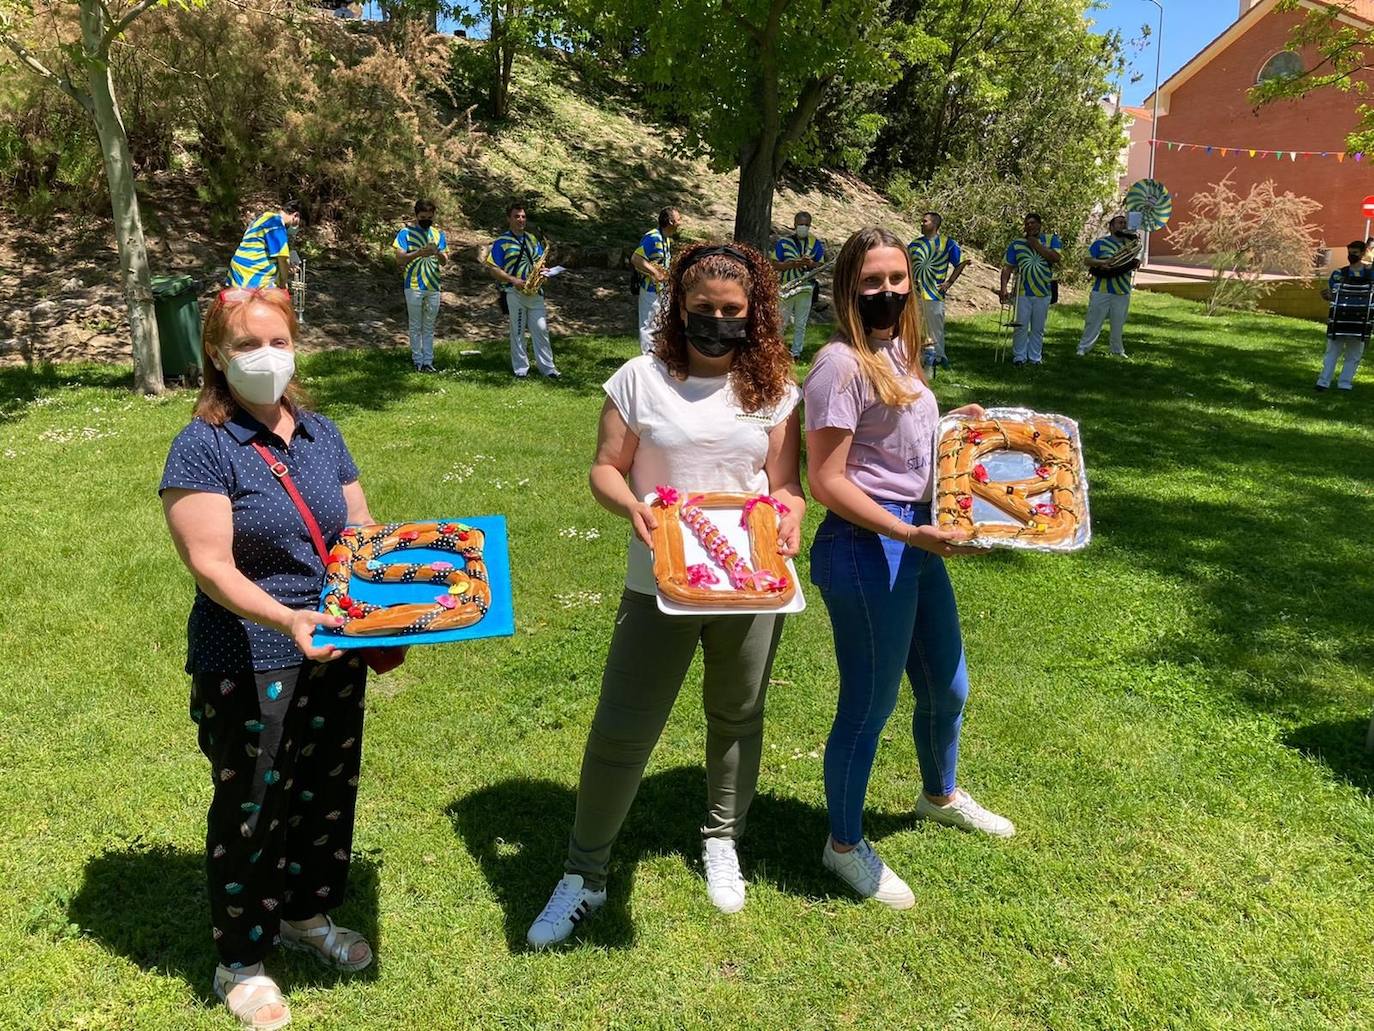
left=1143, top=139, right=1365, bottom=162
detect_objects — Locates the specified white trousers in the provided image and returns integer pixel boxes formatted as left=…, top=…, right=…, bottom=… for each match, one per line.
left=404, top=288, right=440, bottom=366
left=506, top=288, right=557, bottom=376
left=1012, top=294, right=1051, bottom=362
left=1319, top=335, right=1365, bottom=388
left=637, top=289, right=662, bottom=355
left=1077, top=291, right=1131, bottom=355
left=920, top=298, right=946, bottom=360
left=780, top=288, right=813, bottom=356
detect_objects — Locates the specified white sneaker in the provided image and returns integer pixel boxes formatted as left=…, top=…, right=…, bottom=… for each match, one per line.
left=821, top=838, right=915, bottom=909
left=526, top=874, right=607, bottom=949
left=702, top=838, right=746, bottom=914
left=916, top=790, right=1015, bottom=838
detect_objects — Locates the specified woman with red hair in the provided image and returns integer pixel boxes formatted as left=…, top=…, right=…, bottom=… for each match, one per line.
left=527, top=243, right=805, bottom=948
left=160, top=288, right=375, bottom=1030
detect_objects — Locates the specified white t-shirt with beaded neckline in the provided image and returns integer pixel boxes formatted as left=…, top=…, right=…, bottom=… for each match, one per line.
left=603, top=354, right=801, bottom=595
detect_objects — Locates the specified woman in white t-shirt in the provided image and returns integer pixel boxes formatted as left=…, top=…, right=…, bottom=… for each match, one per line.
left=527, top=243, right=804, bottom=948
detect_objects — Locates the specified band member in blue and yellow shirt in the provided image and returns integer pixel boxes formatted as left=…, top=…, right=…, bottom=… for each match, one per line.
left=999, top=213, right=1062, bottom=366
left=486, top=201, right=559, bottom=379
left=228, top=201, right=304, bottom=288
left=631, top=208, right=680, bottom=355
left=772, top=211, right=825, bottom=358
left=908, top=211, right=967, bottom=368
left=1077, top=214, right=1138, bottom=359
left=392, top=198, right=449, bottom=373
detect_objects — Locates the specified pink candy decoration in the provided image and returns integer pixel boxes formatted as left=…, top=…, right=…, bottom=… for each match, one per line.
left=740, top=494, right=790, bottom=528
left=1033, top=503, right=1058, bottom=517
left=654, top=485, right=680, bottom=505
left=742, top=570, right=789, bottom=592
left=430, top=561, right=454, bottom=572
left=685, top=563, right=720, bottom=587
left=436, top=594, right=456, bottom=609
left=973, top=464, right=990, bottom=484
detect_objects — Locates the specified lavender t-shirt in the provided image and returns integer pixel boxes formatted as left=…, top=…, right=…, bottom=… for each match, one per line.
left=802, top=338, right=939, bottom=503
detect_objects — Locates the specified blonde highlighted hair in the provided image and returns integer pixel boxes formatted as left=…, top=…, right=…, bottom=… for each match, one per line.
left=830, top=226, right=927, bottom=407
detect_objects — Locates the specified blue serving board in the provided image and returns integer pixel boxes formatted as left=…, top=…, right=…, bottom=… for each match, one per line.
left=311, top=515, right=514, bottom=650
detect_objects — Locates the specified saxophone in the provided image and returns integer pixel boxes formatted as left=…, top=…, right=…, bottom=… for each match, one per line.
left=518, top=250, right=548, bottom=296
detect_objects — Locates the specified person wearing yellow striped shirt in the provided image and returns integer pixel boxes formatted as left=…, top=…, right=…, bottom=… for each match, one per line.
left=772, top=211, right=825, bottom=358
left=1077, top=215, right=1138, bottom=359
left=908, top=212, right=968, bottom=369
left=392, top=199, right=449, bottom=373
left=227, top=201, right=305, bottom=288
left=486, top=201, right=559, bottom=379
left=631, top=208, right=680, bottom=354
left=999, top=213, right=1062, bottom=367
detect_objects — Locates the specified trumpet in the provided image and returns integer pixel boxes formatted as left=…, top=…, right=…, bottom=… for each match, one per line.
left=290, top=255, right=306, bottom=323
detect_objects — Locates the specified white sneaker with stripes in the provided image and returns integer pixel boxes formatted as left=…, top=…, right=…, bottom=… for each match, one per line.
left=526, top=874, right=607, bottom=949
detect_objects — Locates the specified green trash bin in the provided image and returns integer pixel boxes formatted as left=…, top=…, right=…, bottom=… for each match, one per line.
left=151, top=274, right=203, bottom=385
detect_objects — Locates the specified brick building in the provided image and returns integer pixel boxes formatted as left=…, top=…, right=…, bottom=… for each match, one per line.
left=1136, top=0, right=1374, bottom=262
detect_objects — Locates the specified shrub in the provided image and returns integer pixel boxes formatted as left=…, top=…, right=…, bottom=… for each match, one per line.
left=1168, top=174, right=1322, bottom=315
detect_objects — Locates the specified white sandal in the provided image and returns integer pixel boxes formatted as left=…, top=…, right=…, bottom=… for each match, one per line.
left=213, top=964, right=291, bottom=1031
left=279, top=915, right=373, bottom=972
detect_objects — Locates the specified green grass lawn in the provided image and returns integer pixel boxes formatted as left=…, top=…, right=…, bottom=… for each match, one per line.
left=1, top=291, right=1372, bottom=1030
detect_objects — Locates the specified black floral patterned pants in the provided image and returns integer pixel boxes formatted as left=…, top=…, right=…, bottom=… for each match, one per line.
left=190, top=656, right=368, bottom=967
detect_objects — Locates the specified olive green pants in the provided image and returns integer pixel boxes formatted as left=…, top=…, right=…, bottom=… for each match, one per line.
left=566, top=589, right=786, bottom=888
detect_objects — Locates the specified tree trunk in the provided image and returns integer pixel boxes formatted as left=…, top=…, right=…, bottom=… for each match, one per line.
left=79, top=1, right=163, bottom=393
left=733, top=139, right=777, bottom=250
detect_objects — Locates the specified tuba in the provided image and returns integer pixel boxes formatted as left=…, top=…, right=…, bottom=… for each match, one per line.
left=1091, top=233, right=1142, bottom=277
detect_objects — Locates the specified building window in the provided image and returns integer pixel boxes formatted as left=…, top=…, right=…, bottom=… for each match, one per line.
left=1256, top=51, right=1304, bottom=83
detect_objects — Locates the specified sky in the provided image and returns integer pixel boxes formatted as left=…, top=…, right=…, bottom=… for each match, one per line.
left=1090, top=0, right=1240, bottom=107
left=359, top=0, right=1238, bottom=109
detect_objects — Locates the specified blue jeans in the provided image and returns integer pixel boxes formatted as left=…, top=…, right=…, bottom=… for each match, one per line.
left=810, top=502, right=970, bottom=846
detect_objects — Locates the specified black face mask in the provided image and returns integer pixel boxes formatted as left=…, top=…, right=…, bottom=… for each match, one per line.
left=684, top=311, right=749, bottom=357
left=856, top=290, right=910, bottom=332
left=417, top=218, right=434, bottom=230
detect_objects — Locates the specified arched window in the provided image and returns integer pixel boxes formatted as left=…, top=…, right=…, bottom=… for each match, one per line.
left=1256, top=51, right=1304, bottom=84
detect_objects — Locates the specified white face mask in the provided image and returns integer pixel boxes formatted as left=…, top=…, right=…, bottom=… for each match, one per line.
left=795, top=225, right=809, bottom=237
left=220, top=346, right=295, bottom=405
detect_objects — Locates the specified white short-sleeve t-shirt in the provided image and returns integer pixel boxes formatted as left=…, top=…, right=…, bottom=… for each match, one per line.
left=604, top=354, right=800, bottom=594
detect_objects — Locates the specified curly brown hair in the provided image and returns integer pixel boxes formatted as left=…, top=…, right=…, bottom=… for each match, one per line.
left=651, top=242, right=793, bottom=414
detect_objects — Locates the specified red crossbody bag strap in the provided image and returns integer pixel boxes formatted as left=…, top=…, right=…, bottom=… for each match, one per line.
left=250, top=442, right=331, bottom=567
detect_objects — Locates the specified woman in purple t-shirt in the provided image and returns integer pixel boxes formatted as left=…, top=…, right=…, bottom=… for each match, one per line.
left=803, top=226, right=1015, bottom=910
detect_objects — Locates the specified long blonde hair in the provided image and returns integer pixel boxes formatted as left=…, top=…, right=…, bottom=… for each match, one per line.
left=831, top=226, right=926, bottom=407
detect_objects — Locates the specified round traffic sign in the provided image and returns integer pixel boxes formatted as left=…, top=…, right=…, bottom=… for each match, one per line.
left=1362, top=195, right=1374, bottom=217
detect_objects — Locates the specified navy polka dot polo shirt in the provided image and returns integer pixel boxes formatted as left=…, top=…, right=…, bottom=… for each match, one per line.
left=159, top=407, right=360, bottom=674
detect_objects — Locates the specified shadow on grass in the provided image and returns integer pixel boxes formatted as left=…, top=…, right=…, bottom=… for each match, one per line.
left=67, top=843, right=382, bottom=1001
left=0, top=363, right=133, bottom=421
left=448, top=765, right=912, bottom=952
left=1283, top=717, right=1374, bottom=797
left=946, top=295, right=1374, bottom=718
left=302, top=333, right=632, bottom=413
